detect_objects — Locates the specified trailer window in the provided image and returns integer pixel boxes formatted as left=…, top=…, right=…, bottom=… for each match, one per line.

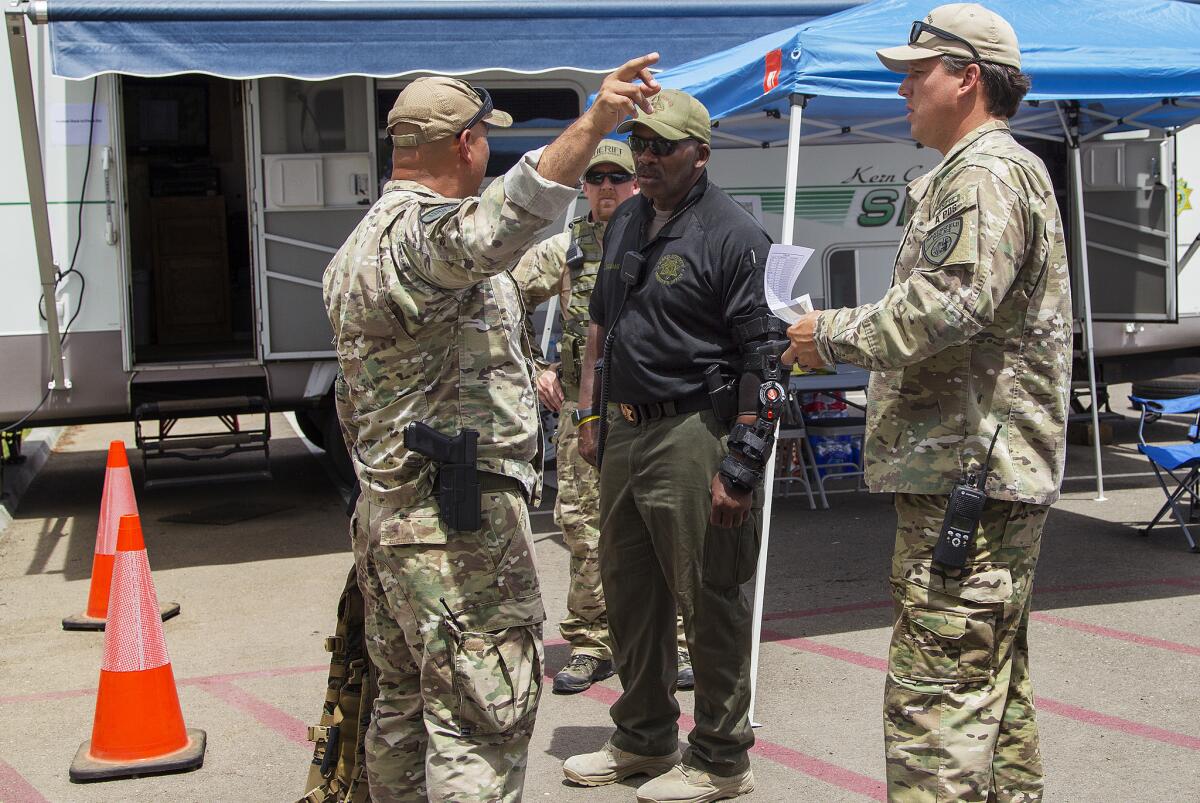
left=827, top=249, right=857, bottom=308
left=375, top=85, right=582, bottom=182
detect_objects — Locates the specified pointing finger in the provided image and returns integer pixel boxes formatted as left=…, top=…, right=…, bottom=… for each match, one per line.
left=613, top=52, right=660, bottom=82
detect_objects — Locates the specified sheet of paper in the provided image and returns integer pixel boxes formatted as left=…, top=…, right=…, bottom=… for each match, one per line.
left=763, top=244, right=815, bottom=323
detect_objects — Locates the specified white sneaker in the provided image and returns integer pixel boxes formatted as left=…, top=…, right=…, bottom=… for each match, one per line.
left=563, top=740, right=683, bottom=787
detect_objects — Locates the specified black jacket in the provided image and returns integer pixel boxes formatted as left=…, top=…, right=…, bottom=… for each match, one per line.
left=590, top=171, right=773, bottom=405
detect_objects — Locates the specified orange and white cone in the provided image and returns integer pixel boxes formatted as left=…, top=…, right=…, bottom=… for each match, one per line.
left=63, top=441, right=180, bottom=631
left=69, top=513, right=205, bottom=782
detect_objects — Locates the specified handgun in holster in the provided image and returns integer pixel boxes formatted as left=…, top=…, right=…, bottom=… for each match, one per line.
left=402, top=422, right=482, bottom=532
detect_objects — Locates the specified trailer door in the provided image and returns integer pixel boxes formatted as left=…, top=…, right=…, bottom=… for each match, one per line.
left=1079, top=136, right=1177, bottom=322
left=248, top=77, right=377, bottom=358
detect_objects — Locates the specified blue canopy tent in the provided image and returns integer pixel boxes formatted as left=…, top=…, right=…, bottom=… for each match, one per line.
left=37, top=0, right=860, bottom=79
left=651, top=0, right=1200, bottom=723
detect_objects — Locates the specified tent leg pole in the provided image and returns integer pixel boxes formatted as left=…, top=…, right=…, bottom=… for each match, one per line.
left=6, top=8, right=67, bottom=392
left=1068, top=142, right=1105, bottom=501
left=748, top=96, right=804, bottom=728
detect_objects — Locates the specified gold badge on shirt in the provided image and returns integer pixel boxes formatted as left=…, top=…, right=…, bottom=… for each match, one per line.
left=654, top=254, right=686, bottom=286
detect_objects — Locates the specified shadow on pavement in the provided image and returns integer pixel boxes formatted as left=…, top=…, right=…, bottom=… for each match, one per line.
left=15, top=433, right=349, bottom=580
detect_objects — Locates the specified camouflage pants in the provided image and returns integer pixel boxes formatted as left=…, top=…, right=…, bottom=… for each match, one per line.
left=556, top=401, right=686, bottom=660
left=352, top=488, right=545, bottom=802
left=555, top=400, right=611, bottom=658
left=886, top=493, right=1048, bottom=803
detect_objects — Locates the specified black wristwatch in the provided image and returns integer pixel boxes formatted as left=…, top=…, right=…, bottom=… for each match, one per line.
left=571, top=407, right=595, bottom=425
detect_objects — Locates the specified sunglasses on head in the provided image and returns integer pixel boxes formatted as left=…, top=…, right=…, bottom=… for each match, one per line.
left=583, top=171, right=635, bottom=186
left=627, top=134, right=694, bottom=157
left=908, top=20, right=981, bottom=61
left=458, top=86, right=494, bottom=136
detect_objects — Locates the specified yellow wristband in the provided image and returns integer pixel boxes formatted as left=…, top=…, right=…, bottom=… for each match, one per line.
left=576, top=415, right=600, bottom=427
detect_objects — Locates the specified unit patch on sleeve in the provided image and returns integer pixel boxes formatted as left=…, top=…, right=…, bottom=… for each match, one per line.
left=922, top=216, right=963, bottom=266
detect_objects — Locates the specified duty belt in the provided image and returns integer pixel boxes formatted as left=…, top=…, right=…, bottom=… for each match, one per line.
left=616, top=395, right=710, bottom=426
left=479, top=471, right=523, bottom=494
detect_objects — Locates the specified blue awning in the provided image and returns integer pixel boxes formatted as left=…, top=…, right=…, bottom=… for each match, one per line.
left=653, top=0, right=1200, bottom=144
left=41, top=0, right=862, bottom=80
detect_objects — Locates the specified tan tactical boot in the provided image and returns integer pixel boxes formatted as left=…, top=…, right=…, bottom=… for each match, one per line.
left=635, top=763, right=755, bottom=803
left=553, top=653, right=614, bottom=694
left=563, top=741, right=683, bottom=787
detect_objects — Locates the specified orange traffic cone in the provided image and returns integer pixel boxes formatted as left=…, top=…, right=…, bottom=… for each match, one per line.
left=63, top=441, right=180, bottom=631
left=70, top=513, right=205, bottom=782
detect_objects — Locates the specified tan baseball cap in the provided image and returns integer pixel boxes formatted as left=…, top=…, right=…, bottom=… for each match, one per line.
left=387, top=77, right=513, bottom=146
left=615, top=89, right=711, bottom=145
left=877, top=3, right=1021, bottom=72
left=587, top=139, right=636, bottom=173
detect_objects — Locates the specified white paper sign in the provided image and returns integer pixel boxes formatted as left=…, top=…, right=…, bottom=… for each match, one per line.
left=50, top=103, right=108, bottom=147
left=764, top=244, right=815, bottom=323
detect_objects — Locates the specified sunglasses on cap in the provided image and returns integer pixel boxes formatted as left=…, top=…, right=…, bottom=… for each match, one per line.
left=908, top=20, right=981, bottom=61
left=583, top=171, right=635, bottom=186
left=459, top=86, right=494, bottom=136
left=628, top=134, right=695, bottom=157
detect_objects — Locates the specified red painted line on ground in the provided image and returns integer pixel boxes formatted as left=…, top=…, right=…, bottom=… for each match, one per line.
left=193, top=680, right=311, bottom=748
left=763, top=630, right=1200, bottom=752
left=1038, top=576, right=1200, bottom=594
left=0, top=687, right=94, bottom=705
left=764, top=630, right=888, bottom=672
left=178, top=663, right=328, bottom=686
left=1030, top=612, right=1200, bottom=657
left=763, top=599, right=890, bottom=621
left=761, top=574, right=1200, bottom=624
left=0, top=664, right=328, bottom=707
left=557, top=669, right=886, bottom=800
left=1035, top=698, right=1200, bottom=751
left=0, top=757, right=49, bottom=803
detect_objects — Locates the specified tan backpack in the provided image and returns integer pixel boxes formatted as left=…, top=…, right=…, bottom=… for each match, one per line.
left=298, top=566, right=376, bottom=803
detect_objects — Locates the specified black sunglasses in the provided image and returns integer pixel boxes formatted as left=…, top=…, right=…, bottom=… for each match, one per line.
left=459, top=86, right=494, bottom=136
left=908, top=20, right=980, bottom=61
left=583, top=171, right=635, bottom=186
left=627, top=134, right=695, bottom=157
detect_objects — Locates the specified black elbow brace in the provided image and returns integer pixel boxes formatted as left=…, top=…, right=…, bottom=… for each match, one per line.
left=719, top=453, right=764, bottom=493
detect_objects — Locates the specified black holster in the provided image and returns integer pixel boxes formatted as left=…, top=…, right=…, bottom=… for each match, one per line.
left=704, top=364, right=739, bottom=423
left=403, top=422, right=482, bottom=531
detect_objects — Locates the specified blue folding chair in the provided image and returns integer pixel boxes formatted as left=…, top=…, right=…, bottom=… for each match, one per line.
left=1130, top=393, right=1200, bottom=552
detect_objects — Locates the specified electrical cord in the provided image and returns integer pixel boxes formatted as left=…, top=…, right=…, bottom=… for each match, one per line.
left=38, top=77, right=96, bottom=343
left=9, top=78, right=98, bottom=433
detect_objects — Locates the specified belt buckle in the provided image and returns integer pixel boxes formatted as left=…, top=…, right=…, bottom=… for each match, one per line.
left=619, top=403, right=639, bottom=425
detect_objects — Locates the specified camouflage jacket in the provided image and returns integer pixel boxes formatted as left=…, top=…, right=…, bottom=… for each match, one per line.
left=513, top=216, right=605, bottom=395
left=322, top=150, right=579, bottom=509
left=814, top=121, right=1072, bottom=504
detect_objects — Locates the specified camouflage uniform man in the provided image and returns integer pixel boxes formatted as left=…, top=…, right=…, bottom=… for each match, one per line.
left=323, top=58, right=661, bottom=802
left=784, top=6, right=1070, bottom=801
left=514, top=140, right=692, bottom=694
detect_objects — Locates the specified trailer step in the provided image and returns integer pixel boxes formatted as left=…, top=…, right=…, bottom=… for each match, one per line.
left=134, top=395, right=272, bottom=489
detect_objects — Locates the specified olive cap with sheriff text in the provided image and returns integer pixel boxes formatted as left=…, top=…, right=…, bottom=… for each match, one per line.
left=587, top=139, right=637, bottom=173
left=615, top=88, right=711, bottom=145
left=877, top=3, right=1021, bottom=72
left=387, top=77, right=513, bottom=146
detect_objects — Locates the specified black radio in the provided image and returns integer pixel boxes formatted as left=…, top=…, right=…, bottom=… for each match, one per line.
left=933, top=425, right=1002, bottom=568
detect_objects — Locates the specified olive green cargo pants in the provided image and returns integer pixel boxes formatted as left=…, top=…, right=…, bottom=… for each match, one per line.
left=887, top=493, right=1048, bottom=802
left=598, top=409, right=761, bottom=776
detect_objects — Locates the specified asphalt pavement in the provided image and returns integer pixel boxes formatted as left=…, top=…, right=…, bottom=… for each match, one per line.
left=1, top=391, right=1198, bottom=802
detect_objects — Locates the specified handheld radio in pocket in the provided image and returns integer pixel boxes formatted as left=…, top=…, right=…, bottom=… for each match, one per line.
left=933, top=425, right=1002, bottom=568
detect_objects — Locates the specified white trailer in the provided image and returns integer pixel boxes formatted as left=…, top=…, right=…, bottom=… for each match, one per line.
left=3, top=7, right=1196, bottom=478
